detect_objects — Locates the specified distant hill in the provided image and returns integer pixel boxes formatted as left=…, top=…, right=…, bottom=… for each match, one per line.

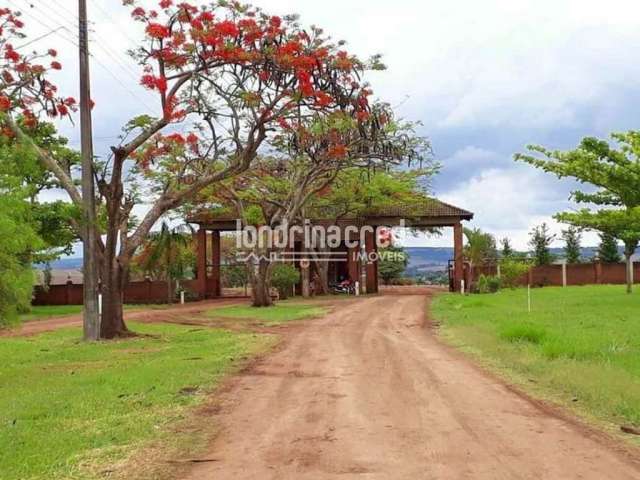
left=34, top=257, right=83, bottom=270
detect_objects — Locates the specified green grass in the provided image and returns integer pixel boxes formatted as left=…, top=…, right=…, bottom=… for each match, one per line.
left=17, top=304, right=170, bottom=323
left=206, top=302, right=327, bottom=325
left=432, top=285, right=640, bottom=433
left=0, top=322, right=274, bottom=479
left=18, top=305, right=84, bottom=322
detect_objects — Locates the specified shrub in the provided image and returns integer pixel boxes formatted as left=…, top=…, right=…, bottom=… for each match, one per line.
left=499, top=323, right=547, bottom=344
left=271, top=264, right=300, bottom=300
left=500, top=259, right=530, bottom=288
left=476, top=275, right=489, bottom=293
left=477, top=274, right=501, bottom=294
left=487, top=275, right=502, bottom=293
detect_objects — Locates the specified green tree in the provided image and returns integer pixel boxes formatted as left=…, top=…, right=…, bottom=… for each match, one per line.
left=517, top=132, right=640, bottom=291
left=562, top=226, right=582, bottom=264
left=0, top=178, right=42, bottom=325
left=529, top=223, right=555, bottom=266
left=0, top=121, right=79, bottom=263
left=378, top=246, right=410, bottom=285
left=500, top=238, right=514, bottom=258
left=464, top=227, right=497, bottom=267
left=132, top=222, right=194, bottom=303
left=556, top=209, right=640, bottom=293
left=597, top=233, right=621, bottom=264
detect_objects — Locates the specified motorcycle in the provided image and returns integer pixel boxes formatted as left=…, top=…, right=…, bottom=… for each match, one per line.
left=330, top=280, right=356, bottom=295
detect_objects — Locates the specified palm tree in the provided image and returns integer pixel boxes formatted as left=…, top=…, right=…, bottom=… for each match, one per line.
left=135, top=222, right=193, bottom=303
left=464, top=227, right=497, bottom=287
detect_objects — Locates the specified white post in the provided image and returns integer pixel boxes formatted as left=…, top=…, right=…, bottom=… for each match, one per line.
left=180, top=291, right=185, bottom=305
left=527, top=284, right=531, bottom=313
left=496, top=264, right=501, bottom=278
left=562, top=261, right=567, bottom=288
left=355, top=281, right=360, bottom=296
left=98, top=293, right=102, bottom=316
left=461, top=279, right=465, bottom=294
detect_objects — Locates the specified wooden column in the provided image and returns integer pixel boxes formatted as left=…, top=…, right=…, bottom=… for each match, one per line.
left=196, top=227, right=207, bottom=300
left=365, top=231, right=378, bottom=294
left=210, top=230, right=221, bottom=298
left=453, top=222, right=464, bottom=292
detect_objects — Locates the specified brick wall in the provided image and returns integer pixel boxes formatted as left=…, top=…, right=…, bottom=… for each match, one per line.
left=471, top=262, right=640, bottom=288
left=32, top=279, right=201, bottom=306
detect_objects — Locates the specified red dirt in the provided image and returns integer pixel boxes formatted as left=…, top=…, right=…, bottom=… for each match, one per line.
left=180, top=294, right=640, bottom=480
left=1, top=299, right=246, bottom=337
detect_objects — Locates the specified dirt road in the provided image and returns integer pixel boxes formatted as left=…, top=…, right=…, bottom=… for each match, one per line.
left=182, top=295, right=640, bottom=480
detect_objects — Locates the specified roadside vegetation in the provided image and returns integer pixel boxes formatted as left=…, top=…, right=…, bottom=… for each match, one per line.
left=0, top=322, right=274, bottom=480
left=433, top=286, right=640, bottom=436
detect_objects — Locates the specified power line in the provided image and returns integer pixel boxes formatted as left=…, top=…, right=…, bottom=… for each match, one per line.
left=16, top=0, right=143, bottom=86
left=15, top=27, right=67, bottom=50
left=8, top=0, right=80, bottom=47
left=88, top=0, right=139, bottom=47
left=8, top=0, right=158, bottom=113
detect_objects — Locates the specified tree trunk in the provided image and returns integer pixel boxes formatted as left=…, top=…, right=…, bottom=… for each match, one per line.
left=315, top=260, right=329, bottom=295
left=301, top=265, right=310, bottom=298
left=252, top=259, right=273, bottom=307
left=625, top=253, right=633, bottom=294
left=167, top=275, right=173, bottom=304
left=100, top=260, right=130, bottom=338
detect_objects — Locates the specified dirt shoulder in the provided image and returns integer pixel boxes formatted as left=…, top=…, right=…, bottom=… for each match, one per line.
left=1, top=298, right=246, bottom=337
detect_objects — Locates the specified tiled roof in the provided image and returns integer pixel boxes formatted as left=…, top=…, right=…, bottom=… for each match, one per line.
left=362, top=199, right=474, bottom=219
left=188, top=198, right=473, bottom=225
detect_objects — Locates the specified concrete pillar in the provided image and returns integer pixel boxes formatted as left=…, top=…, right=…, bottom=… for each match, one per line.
left=562, top=261, right=567, bottom=287
left=453, top=222, right=464, bottom=292
left=365, top=231, right=378, bottom=294
left=210, top=230, right=221, bottom=298
left=348, top=245, right=360, bottom=286
left=595, top=261, right=602, bottom=284
left=196, top=227, right=207, bottom=299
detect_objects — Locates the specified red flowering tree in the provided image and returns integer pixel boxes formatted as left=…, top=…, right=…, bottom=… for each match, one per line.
left=207, top=103, right=430, bottom=305
left=0, top=2, right=387, bottom=337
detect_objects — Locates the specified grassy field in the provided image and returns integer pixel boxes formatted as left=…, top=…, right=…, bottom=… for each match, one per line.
left=0, top=322, right=274, bottom=480
left=207, top=302, right=327, bottom=325
left=432, top=285, right=640, bottom=433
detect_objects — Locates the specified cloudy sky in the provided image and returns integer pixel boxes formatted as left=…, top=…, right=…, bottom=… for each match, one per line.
left=13, top=0, right=640, bottom=250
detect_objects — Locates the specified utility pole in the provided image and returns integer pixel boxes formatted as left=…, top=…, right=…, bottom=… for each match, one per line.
left=79, top=0, right=100, bottom=340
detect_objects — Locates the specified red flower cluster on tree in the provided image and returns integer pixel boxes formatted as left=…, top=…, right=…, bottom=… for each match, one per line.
left=0, top=9, right=77, bottom=131
left=120, top=0, right=376, bottom=157
left=129, top=130, right=201, bottom=171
